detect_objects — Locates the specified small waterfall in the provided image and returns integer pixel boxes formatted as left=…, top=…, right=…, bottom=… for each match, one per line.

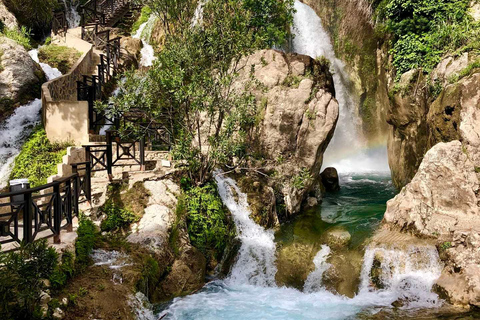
left=359, top=245, right=443, bottom=308
left=133, top=15, right=157, bottom=67
left=192, top=0, right=207, bottom=26
left=214, top=172, right=277, bottom=287
left=63, top=0, right=81, bottom=28
left=0, top=50, right=62, bottom=188
left=291, top=1, right=389, bottom=173
left=303, top=245, right=331, bottom=293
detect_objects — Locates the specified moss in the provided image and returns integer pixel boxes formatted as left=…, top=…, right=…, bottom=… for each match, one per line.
left=10, top=126, right=72, bottom=188
left=131, top=6, right=152, bottom=35
left=38, top=45, right=81, bottom=74
left=282, top=74, right=302, bottom=88
left=448, top=59, right=480, bottom=84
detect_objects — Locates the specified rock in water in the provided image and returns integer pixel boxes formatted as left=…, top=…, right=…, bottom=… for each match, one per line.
left=321, top=167, right=340, bottom=192
left=234, top=49, right=339, bottom=217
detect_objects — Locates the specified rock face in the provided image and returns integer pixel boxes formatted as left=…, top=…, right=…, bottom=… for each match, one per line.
left=388, top=63, right=480, bottom=189
left=120, top=37, right=142, bottom=69
left=0, top=1, right=17, bottom=29
left=236, top=49, right=339, bottom=216
left=127, top=179, right=206, bottom=300
left=0, top=36, right=45, bottom=107
left=384, top=141, right=480, bottom=237
left=383, top=75, right=480, bottom=307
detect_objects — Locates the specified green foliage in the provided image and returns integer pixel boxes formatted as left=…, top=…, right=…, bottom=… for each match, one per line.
left=184, top=183, right=232, bottom=258
left=292, top=168, right=313, bottom=190
left=112, top=0, right=295, bottom=183
left=0, top=240, right=58, bottom=319
left=49, top=251, right=75, bottom=290
left=440, top=241, right=452, bottom=251
left=377, top=0, right=479, bottom=77
left=75, top=219, right=98, bottom=272
left=3, top=0, right=57, bottom=38
left=136, top=255, right=160, bottom=298
left=38, top=45, right=81, bottom=74
left=131, top=5, right=152, bottom=35
left=100, top=203, right=138, bottom=232
left=0, top=26, right=32, bottom=50
left=10, top=127, right=71, bottom=188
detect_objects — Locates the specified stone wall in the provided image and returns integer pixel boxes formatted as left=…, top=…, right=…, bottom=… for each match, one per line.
left=41, top=31, right=95, bottom=145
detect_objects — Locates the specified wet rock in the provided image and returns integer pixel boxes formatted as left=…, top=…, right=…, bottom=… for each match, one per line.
left=155, top=247, right=206, bottom=300
left=275, top=242, right=318, bottom=289
left=320, top=167, right=340, bottom=192
left=0, top=36, right=45, bottom=106
left=120, top=37, right=142, bottom=68
left=323, top=227, right=351, bottom=250
left=322, top=250, right=363, bottom=298
left=306, top=197, right=318, bottom=207
left=237, top=174, right=279, bottom=228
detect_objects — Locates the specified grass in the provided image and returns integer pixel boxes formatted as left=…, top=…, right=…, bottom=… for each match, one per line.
left=0, top=26, right=32, bottom=50
left=38, top=44, right=81, bottom=74
left=10, top=126, right=72, bottom=188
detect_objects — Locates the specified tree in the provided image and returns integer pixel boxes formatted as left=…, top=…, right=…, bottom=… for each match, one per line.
left=110, top=0, right=294, bottom=184
left=4, top=0, right=58, bottom=38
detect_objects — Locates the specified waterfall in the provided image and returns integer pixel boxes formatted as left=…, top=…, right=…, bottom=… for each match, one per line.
left=214, top=172, right=277, bottom=287
left=0, top=50, right=62, bottom=188
left=359, top=245, right=443, bottom=308
left=291, top=1, right=389, bottom=173
left=303, top=245, right=331, bottom=293
left=133, top=15, right=157, bottom=67
left=63, top=0, right=81, bottom=29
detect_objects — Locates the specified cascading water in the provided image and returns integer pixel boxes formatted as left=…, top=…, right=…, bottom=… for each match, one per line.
left=63, top=0, right=81, bottom=28
left=214, top=172, right=277, bottom=287
left=133, top=15, right=157, bottom=67
left=0, top=50, right=62, bottom=188
left=291, top=0, right=389, bottom=174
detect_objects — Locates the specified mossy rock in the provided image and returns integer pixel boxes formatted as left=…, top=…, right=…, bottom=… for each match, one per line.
left=275, top=242, right=318, bottom=289
left=38, top=44, right=81, bottom=74
left=322, top=249, right=363, bottom=298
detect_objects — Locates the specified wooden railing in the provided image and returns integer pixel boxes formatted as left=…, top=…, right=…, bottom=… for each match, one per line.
left=0, top=163, right=92, bottom=249
left=52, top=10, right=67, bottom=36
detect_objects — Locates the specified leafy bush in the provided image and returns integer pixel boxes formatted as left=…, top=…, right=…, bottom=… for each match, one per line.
left=0, top=240, right=58, bottom=319
left=100, top=203, right=139, bottom=232
left=292, top=168, right=313, bottom=190
left=376, top=0, right=479, bottom=77
left=10, top=126, right=71, bottom=188
left=136, top=255, right=160, bottom=298
left=75, top=219, right=98, bottom=272
left=184, top=183, right=233, bottom=259
left=38, top=45, right=81, bottom=74
left=49, top=251, right=76, bottom=290
left=0, top=26, right=32, bottom=50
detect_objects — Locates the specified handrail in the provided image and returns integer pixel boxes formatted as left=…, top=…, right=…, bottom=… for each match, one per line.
left=0, top=174, right=79, bottom=199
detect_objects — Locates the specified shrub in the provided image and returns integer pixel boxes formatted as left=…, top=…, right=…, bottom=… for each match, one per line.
left=0, top=26, right=32, bottom=50
left=38, top=45, right=81, bottom=74
left=10, top=126, right=72, bottom=188
left=292, top=168, right=313, bottom=190
left=75, top=218, right=98, bottom=272
left=136, top=255, right=160, bottom=298
left=0, top=240, right=58, bottom=319
left=100, top=203, right=139, bottom=232
left=184, top=183, right=233, bottom=259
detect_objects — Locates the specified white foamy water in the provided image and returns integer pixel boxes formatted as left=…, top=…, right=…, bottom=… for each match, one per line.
left=359, top=245, right=443, bottom=309
left=214, top=172, right=277, bottom=287
left=63, top=0, right=81, bottom=28
left=291, top=1, right=388, bottom=174
left=92, top=249, right=131, bottom=269
left=29, top=49, right=63, bottom=80
left=304, top=245, right=331, bottom=293
left=0, top=50, right=62, bottom=188
left=133, top=15, right=157, bottom=67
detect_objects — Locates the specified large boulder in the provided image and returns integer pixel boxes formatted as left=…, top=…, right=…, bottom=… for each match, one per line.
left=0, top=36, right=45, bottom=111
left=0, top=1, right=17, bottom=29
left=384, top=141, right=480, bottom=237
left=236, top=49, right=339, bottom=217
